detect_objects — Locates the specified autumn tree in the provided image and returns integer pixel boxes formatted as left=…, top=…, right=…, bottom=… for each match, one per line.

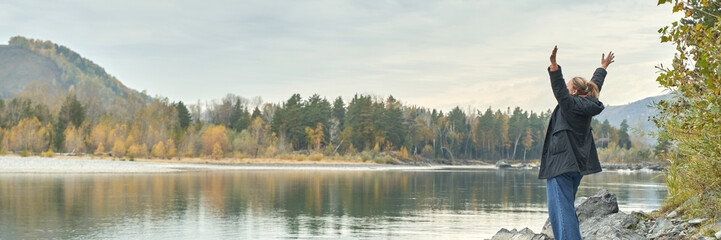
left=305, top=123, right=325, bottom=152
left=202, top=125, right=228, bottom=156
left=166, top=138, right=178, bottom=159
left=151, top=141, right=166, bottom=158
left=63, top=124, right=84, bottom=154
left=521, top=128, right=534, bottom=162
left=654, top=0, right=721, bottom=217
left=8, top=117, right=49, bottom=153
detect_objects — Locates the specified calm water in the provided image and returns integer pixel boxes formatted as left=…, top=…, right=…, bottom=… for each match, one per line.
left=0, top=168, right=666, bottom=239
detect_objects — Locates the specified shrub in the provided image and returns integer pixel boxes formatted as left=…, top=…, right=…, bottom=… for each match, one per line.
left=0, top=147, right=7, bottom=155
left=295, top=154, right=307, bottom=161
left=277, top=153, right=294, bottom=160
left=309, top=153, right=324, bottom=161
left=41, top=149, right=55, bottom=158
left=421, top=145, right=434, bottom=159
left=265, top=145, right=277, bottom=158
left=233, top=151, right=245, bottom=160
left=360, top=151, right=373, bottom=162
left=654, top=0, right=721, bottom=219
left=151, top=141, right=166, bottom=159
left=94, top=143, right=105, bottom=155
left=20, top=149, right=30, bottom=157
left=212, top=142, right=224, bottom=160
left=399, top=146, right=409, bottom=159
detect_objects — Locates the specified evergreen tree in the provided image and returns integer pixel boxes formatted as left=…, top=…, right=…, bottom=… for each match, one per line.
left=382, top=96, right=405, bottom=150
left=54, top=93, right=85, bottom=150
left=175, top=101, right=191, bottom=129
left=617, top=120, right=632, bottom=150
left=251, top=107, right=261, bottom=120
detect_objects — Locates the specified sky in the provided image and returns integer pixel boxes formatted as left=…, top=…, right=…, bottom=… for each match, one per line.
left=0, top=0, right=680, bottom=113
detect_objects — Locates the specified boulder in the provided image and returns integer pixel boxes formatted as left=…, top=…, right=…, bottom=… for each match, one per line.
left=541, top=189, right=621, bottom=238
left=648, top=217, right=675, bottom=239
left=490, top=228, right=549, bottom=240
left=579, top=212, right=645, bottom=240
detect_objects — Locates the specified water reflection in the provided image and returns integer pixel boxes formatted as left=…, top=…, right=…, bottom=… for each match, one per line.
left=0, top=169, right=666, bottom=239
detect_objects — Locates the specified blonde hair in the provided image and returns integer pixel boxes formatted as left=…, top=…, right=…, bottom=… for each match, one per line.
left=571, top=77, right=599, bottom=98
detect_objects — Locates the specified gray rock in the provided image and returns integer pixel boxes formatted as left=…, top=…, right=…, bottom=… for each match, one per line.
left=575, top=189, right=619, bottom=222
left=649, top=217, right=675, bottom=238
left=632, top=211, right=649, bottom=220
left=667, top=210, right=678, bottom=218
left=689, top=218, right=708, bottom=225
left=541, top=220, right=553, bottom=238
left=580, top=212, right=645, bottom=240
left=698, top=237, right=716, bottom=240
left=541, top=189, right=623, bottom=239
left=490, top=228, right=548, bottom=240
left=702, top=220, right=721, bottom=233
left=715, top=230, right=721, bottom=239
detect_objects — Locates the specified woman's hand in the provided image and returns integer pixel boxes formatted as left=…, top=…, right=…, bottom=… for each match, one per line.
left=601, top=51, right=615, bottom=69
left=549, top=45, right=558, bottom=71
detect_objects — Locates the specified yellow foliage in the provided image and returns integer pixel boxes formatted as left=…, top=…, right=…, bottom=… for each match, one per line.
left=305, top=122, right=325, bottom=151
left=202, top=125, right=228, bottom=155
left=8, top=117, right=49, bottom=152
left=94, top=143, right=105, bottom=155
left=309, top=153, right=324, bottom=161
left=89, top=122, right=109, bottom=151
left=64, top=125, right=85, bottom=154
left=112, top=139, right=126, bottom=157
left=233, top=151, right=245, bottom=160
left=400, top=146, right=409, bottom=159
left=41, top=149, right=55, bottom=158
left=151, top=141, right=165, bottom=159
left=264, top=145, right=277, bottom=158
left=183, top=149, right=193, bottom=158
left=127, top=144, right=148, bottom=158
left=346, top=143, right=357, bottom=154
left=211, top=142, right=224, bottom=160
left=165, top=138, right=177, bottom=159
left=421, top=145, right=434, bottom=158
left=125, top=134, right=135, bottom=146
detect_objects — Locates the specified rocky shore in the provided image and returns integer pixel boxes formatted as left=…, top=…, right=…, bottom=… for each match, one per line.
left=490, top=189, right=721, bottom=240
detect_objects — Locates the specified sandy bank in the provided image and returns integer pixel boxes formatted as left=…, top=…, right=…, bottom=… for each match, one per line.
left=0, top=156, right=495, bottom=173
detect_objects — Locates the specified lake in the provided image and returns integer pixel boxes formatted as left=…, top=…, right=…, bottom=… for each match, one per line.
left=0, top=166, right=666, bottom=239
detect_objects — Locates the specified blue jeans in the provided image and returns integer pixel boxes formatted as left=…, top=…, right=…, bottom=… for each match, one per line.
left=546, top=171, right=583, bottom=240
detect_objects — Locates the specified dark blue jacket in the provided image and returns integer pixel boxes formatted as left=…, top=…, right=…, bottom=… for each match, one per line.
left=538, top=65, right=606, bottom=179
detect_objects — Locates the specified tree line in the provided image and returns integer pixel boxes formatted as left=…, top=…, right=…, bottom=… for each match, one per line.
left=0, top=91, right=635, bottom=163
left=0, top=36, right=639, bottom=163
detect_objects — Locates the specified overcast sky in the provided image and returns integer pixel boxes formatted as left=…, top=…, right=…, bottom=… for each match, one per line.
left=1, top=0, right=679, bottom=113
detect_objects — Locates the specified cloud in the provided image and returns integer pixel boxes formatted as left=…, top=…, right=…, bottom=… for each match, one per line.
left=0, top=0, right=679, bottom=113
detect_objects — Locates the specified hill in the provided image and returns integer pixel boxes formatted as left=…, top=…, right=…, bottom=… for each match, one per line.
left=0, top=36, right=146, bottom=119
left=595, top=94, right=671, bottom=143
left=0, top=45, right=62, bottom=99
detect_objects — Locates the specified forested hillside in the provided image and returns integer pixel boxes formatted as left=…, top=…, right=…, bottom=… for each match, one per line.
left=0, top=37, right=645, bottom=164
left=0, top=45, right=61, bottom=99
left=0, top=36, right=147, bottom=121
left=596, top=94, right=670, bottom=131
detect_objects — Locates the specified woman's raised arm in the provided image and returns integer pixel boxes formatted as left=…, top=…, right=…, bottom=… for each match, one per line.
left=549, top=45, right=559, bottom=71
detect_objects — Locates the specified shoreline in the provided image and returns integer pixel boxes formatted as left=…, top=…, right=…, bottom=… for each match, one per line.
left=0, top=155, right=666, bottom=174
left=0, top=156, right=500, bottom=173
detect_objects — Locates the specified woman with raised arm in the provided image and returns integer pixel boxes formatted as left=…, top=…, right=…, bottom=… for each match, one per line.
left=540, top=46, right=615, bottom=239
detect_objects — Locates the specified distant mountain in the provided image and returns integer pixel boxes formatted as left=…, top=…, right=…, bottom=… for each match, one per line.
left=595, top=94, right=672, bottom=143
left=0, top=36, right=146, bottom=119
left=0, top=45, right=63, bottom=98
